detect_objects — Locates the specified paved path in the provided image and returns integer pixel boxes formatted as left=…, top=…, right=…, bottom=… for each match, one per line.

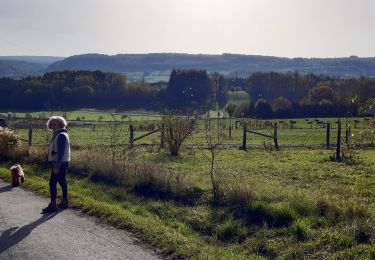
left=0, top=180, right=161, bottom=260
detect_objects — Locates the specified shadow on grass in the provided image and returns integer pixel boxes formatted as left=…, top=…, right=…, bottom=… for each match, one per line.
left=231, top=201, right=295, bottom=228
left=134, top=183, right=205, bottom=206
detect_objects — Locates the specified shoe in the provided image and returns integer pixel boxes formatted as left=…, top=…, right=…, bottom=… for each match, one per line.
left=57, top=199, right=69, bottom=209
left=42, top=202, right=58, bottom=213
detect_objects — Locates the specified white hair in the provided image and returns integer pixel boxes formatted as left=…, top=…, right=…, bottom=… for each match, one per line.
left=47, top=116, right=67, bottom=130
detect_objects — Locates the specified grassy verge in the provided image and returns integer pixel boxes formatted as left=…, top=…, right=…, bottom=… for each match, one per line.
left=0, top=164, right=255, bottom=259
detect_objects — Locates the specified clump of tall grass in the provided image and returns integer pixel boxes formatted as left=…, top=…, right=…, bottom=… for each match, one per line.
left=216, top=219, right=248, bottom=243
left=315, top=197, right=371, bottom=221
left=215, top=176, right=256, bottom=206
left=290, top=219, right=311, bottom=241
left=321, top=229, right=354, bottom=251
left=184, top=206, right=215, bottom=236
left=71, top=148, right=201, bottom=203
left=347, top=219, right=375, bottom=244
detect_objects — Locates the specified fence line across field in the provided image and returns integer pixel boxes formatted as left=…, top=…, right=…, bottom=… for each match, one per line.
left=10, top=117, right=374, bottom=151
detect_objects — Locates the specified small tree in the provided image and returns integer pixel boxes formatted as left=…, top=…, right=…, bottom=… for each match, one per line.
left=204, top=113, right=228, bottom=200
left=225, top=103, right=237, bottom=138
left=162, top=112, right=197, bottom=156
left=103, top=122, right=126, bottom=167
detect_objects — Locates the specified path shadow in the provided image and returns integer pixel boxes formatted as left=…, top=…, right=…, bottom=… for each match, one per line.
left=0, top=185, right=13, bottom=193
left=0, top=211, right=59, bottom=253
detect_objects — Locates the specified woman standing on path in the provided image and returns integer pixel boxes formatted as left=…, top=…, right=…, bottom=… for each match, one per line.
left=42, top=116, right=71, bottom=213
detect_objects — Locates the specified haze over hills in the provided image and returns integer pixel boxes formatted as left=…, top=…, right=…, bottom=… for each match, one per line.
left=0, top=56, right=65, bottom=66
left=0, top=56, right=65, bottom=78
left=0, top=60, right=45, bottom=78
left=1, top=53, right=375, bottom=81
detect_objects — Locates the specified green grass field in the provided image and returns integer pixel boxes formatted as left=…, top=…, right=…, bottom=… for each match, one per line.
left=1, top=108, right=375, bottom=258
left=1, top=109, right=161, bottom=122
left=1, top=147, right=375, bottom=259
left=10, top=116, right=374, bottom=148
left=227, top=91, right=251, bottom=106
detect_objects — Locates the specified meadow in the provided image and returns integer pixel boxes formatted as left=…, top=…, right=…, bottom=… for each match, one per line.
left=8, top=111, right=375, bottom=148
left=1, top=109, right=375, bottom=259
left=226, top=90, right=251, bottom=106
left=1, top=147, right=374, bottom=259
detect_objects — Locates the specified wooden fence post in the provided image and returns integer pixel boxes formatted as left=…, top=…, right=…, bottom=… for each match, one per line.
left=28, top=128, right=32, bottom=146
left=160, top=123, right=165, bottom=148
left=348, top=125, right=351, bottom=145
left=129, top=124, right=134, bottom=148
left=326, top=123, right=330, bottom=149
left=345, top=125, right=349, bottom=145
left=273, top=123, right=279, bottom=150
left=229, top=124, right=232, bottom=139
left=241, top=126, right=247, bottom=150
left=336, top=121, right=341, bottom=161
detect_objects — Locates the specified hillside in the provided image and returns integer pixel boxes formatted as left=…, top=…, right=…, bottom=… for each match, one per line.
left=0, top=56, right=65, bottom=66
left=2, top=53, right=375, bottom=81
left=0, top=56, right=65, bottom=78
left=0, top=60, right=45, bottom=78
left=48, top=53, right=375, bottom=81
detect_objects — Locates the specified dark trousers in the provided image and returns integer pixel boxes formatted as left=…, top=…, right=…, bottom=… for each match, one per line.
left=49, top=162, right=69, bottom=203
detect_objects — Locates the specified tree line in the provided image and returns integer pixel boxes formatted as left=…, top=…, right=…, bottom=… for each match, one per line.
left=1, top=69, right=375, bottom=118
left=0, top=70, right=159, bottom=110
left=239, top=72, right=375, bottom=118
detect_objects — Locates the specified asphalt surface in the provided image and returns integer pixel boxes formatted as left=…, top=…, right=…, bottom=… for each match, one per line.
left=0, top=180, right=161, bottom=260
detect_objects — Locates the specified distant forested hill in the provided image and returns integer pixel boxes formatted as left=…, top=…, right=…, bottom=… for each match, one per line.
left=2, top=53, right=375, bottom=81
left=0, top=60, right=45, bottom=78
left=47, top=53, right=375, bottom=81
left=0, top=56, right=65, bottom=78
left=0, top=56, right=64, bottom=66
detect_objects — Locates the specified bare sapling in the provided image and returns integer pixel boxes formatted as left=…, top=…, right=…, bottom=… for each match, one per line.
left=104, top=122, right=126, bottom=167
left=225, top=103, right=237, bottom=138
left=162, top=111, right=197, bottom=156
left=204, top=113, right=228, bottom=200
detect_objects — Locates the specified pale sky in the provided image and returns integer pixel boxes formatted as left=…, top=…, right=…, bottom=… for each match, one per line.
left=1, top=0, right=374, bottom=58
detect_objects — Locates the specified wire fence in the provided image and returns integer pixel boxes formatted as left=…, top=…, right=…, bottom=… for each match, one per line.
left=7, top=117, right=375, bottom=149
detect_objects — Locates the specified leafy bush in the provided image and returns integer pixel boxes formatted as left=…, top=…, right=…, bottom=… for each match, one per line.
left=0, top=127, right=26, bottom=161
